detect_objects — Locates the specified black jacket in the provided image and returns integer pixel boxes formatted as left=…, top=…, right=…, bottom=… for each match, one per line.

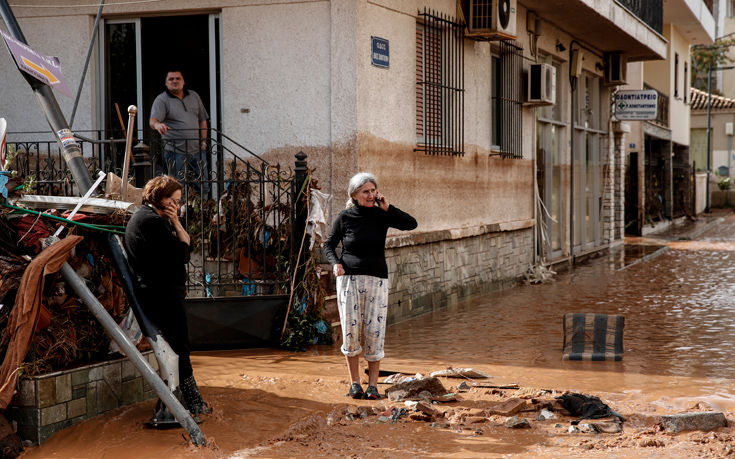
left=324, top=204, right=417, bottom=278
left=124, top=204, right=190, bottom=298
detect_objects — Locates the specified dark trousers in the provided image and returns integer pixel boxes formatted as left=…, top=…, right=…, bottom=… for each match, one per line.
left=138, top=288, right=193, bottom=381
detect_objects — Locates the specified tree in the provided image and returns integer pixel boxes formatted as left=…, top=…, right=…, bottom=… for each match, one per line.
left=691, top=37, right=735, bottom=93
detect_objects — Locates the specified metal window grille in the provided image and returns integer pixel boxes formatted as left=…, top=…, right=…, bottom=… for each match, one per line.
left=492, top=40, right=523, bottom=159
left=416, top=8, right=464, bottom=156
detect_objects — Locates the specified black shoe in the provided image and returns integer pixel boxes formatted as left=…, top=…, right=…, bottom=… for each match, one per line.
left=181, top=375, right=212, bottom=415
left=348, top=382, right=364, bottom=399
left=365, top=385, right=380, bottom=400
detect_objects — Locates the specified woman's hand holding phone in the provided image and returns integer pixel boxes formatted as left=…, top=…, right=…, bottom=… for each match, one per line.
left=162, top=202, right=179, bottom=224
left=375, top=192, right=389, bottom=211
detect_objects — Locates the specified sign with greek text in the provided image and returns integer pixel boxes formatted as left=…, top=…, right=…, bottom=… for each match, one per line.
left=614, top=89, right=657, bottom=120
left=1, top=30, right=72, bottom=97
left=371, top=36, right=389, bottom=68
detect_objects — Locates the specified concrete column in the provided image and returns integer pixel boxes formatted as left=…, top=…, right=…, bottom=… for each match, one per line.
left=330, top=0, right=362, bottom=218
left=613, top=122, right=630, bottom=240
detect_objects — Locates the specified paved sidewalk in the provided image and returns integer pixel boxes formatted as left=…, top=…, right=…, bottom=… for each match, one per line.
left=630, top=208, right=732, bottom=242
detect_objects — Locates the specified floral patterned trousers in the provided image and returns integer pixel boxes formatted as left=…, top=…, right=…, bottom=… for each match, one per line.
left=336, top=275, right=389, bottom=361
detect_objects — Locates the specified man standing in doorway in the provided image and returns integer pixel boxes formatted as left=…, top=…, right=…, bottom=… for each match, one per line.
left=150, top=70, right=209, bottom=195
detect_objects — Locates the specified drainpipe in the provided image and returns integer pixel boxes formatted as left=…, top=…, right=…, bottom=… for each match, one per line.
left=706, top=64, right=712, bottom=212
left=0, top=1, right=205, bottom=445
left=569, top=43, right=578, bottom=263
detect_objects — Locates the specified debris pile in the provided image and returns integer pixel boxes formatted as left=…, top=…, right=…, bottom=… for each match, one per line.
left=0, top=185, right=139, bottom=379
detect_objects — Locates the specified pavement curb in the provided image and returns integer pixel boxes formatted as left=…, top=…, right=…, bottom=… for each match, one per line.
left=617, top=246, right=670, bottom=271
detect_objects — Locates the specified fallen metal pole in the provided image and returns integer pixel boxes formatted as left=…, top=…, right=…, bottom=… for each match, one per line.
left=60, top=263, right=204, bottom=445
left=0, top=0, right=205, bottom=445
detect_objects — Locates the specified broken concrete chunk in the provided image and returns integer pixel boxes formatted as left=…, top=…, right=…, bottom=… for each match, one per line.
left=431, top=421, right=451, bottom=428
left=383, top=373, right=415, bottom=384
left=535, top=409, right=556, bottom=421
left=487, top=398, right=528, bottom=416
left=430, top=393, right=460, bottom=403
left=590, top=421, right=622, bottom=433
left=660, top=411, right=727, bottom=434
left=505, top=417, right=531, bottom=429
left=416, top=401, right=439, bottom=417
left=430, top=368, right=492, bottom=379
left=465, top=416, right=487, bottom=424
left=576, top=423, right=596, bottom=433
left=384, top=377, right=448, bottom=401
left=410, top=412, right=433, bottom=422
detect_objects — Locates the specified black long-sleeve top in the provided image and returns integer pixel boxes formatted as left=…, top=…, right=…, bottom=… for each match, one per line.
left=124, top=204, right=191, bottom=298
left=324, top=204, right=417, bottom=278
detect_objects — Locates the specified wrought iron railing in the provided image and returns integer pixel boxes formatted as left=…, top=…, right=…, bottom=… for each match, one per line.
left=644, top=84, right=669, bottom=127
left=616, top=0, right=663, bottom=34
left=5, top=129, right=306, bottom=298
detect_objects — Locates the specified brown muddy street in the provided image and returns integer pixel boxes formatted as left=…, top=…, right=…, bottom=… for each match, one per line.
left=20, top=211, right=735, bottom=458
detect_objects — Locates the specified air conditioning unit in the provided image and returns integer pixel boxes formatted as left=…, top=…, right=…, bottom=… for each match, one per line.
left=526, top=63, right=556, bottom=105
left=460, top=0, right=517, bottom=40
left=604, top=53, right=627, bottom=86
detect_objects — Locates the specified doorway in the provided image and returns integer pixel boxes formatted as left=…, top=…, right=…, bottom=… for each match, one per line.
left=100, top=13, right=221, bottom=142
left=625, top=152, right=641, bottom=235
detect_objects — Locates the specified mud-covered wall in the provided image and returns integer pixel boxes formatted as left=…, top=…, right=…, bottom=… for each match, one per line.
left=353, top=1, right=533, bottom=234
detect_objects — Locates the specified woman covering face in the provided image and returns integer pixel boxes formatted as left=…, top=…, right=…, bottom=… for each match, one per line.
left=323, top=172, right=417, bottom=400
left=124, top=175, right=210, bottom=420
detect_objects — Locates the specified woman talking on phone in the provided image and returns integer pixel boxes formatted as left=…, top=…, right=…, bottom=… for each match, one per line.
left=124, top=175, right=209, bottom=415
left=324, top=172, right=417, bottom=400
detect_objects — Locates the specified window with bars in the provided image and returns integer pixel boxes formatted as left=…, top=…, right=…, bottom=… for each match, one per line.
left=416, top=9, right=464, bottom=156
left=491, top=40, right=523, bottom=158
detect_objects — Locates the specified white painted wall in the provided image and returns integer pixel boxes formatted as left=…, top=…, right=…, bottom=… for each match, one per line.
left=669, top=26, right=691, bottom=146
left=221, top=2, right=331, bottom=153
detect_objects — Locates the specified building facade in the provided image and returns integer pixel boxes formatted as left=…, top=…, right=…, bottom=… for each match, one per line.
left=622, top=0, right=714, bottom=234
left=0, top=0, right=674, bottom=322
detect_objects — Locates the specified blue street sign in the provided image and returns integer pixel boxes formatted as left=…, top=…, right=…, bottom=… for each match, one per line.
left=371, top=36, right=389, bottom=68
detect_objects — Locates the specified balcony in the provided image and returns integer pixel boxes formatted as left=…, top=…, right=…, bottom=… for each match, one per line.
left=661, top=0, right=715, bottom=45
left=520, top=0, right=666, bottom=61
left=616, top=0, right=662, bottom=34
left=644, top=84, right=669, bottom=128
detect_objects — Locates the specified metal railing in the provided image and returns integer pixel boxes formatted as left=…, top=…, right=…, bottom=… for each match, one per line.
left=616, top=0, right=663, bottom=34
left=6, top=129, right=306, bottom=298
left=644, top=84, right=669, bottom=128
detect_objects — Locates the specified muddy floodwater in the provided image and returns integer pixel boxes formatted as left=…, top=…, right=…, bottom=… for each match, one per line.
left=20, top=211, right=735, bottom=458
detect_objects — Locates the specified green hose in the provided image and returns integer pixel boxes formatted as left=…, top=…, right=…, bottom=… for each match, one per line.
left=1, top=202, right=127, bottom=235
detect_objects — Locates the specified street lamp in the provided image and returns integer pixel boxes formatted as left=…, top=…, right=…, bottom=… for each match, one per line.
left=705, top=64, right=735, bottom=212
